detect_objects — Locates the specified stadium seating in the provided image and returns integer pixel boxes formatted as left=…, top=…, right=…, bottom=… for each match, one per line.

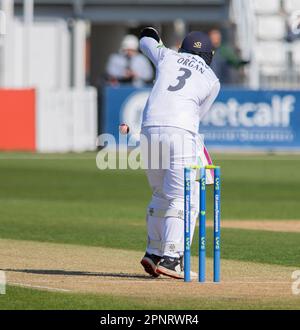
left=256, top=42, right=286, bottom=75
left=292, top=41, right=300, bottom=65
left=283, top=0, right=300, bottom=13
left=249, top=0, right=300, bottom=87
left=253, top=0, right=281, bottom=14
left=256, top=15, right=285, bottom=40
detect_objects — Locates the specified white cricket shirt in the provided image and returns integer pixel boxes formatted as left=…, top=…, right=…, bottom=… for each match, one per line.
left=140, top=37, right=220, bottom=134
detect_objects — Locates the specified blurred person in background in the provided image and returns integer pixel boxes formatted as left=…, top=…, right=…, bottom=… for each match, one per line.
left=209, top=28, right=249, bottom=85
left=106, top=34, right=153, bottom=87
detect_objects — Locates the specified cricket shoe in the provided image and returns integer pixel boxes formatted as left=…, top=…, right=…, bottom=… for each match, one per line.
left=156, top=256, right=183, bottom=279
left=156, top=256, right=198, bottom=280
left=140, top=253, right=161, bottom=278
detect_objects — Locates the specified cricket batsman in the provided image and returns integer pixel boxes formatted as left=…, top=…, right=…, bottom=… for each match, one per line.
left=138, top=27, right=220, bottom=279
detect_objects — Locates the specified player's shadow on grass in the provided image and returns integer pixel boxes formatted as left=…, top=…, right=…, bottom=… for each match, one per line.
left=2, top=268, right=156, bottom=280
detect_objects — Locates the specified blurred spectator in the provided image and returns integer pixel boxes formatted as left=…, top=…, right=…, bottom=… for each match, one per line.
left=106, top=34, right=153, bottom=87
left=209, top=29, right=249, bottom=85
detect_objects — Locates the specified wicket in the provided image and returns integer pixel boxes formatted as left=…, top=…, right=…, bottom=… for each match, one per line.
left=184, top=165, right=221, bottom=283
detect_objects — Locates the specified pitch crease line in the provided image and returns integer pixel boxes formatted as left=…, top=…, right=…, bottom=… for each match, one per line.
left=9, top=282, right=72, bottom=292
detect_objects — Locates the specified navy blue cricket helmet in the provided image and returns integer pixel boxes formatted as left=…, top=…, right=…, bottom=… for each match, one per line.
left=179, top=31, right=214, bottom=65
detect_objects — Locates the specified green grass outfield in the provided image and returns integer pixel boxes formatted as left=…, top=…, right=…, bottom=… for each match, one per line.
left=2, top=285, right=299, bottom=310
left=0, top=152, right=300, bottom=309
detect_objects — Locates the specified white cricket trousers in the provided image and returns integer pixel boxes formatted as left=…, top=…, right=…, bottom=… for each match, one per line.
left=140, top=126, right=200, bottom=259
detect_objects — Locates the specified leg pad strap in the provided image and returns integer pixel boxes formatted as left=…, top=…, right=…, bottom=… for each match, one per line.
left=148, top=238, right=161, bottom=250
left=148, top=207, right=198, bottom=220
left=148, top=239, right=182, bottom=254
left=148, top=207, right=184, bottom=220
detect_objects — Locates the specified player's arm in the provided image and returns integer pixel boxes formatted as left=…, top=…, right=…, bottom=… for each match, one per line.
left=201, top=80, right=221, bottom=115
left=139, top=27, right=165, bottom=67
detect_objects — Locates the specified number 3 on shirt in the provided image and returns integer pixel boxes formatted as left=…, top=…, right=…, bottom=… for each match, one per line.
left=167, top=68, right=192, bottom=92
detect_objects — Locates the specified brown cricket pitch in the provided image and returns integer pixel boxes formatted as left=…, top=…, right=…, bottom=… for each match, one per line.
left=0, top=230, right=299, bottom=309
